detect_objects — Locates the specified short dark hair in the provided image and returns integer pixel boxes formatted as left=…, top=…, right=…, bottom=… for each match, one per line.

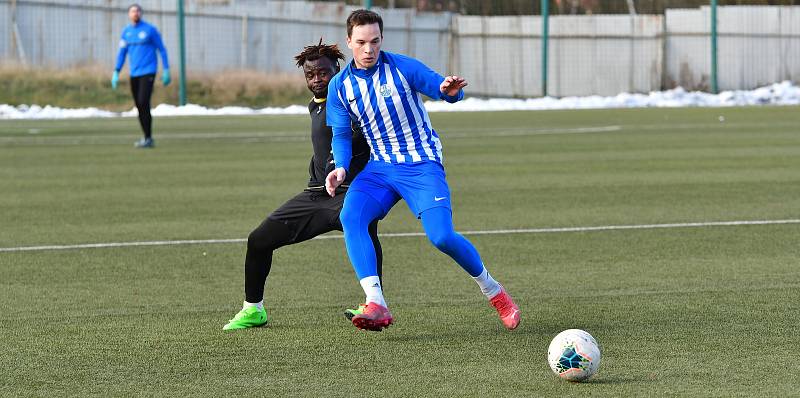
left=128, top=3, right=142, bottom=12
left=294, top=38, right=345, bottom=69
left=347, top=9, right=383, bottom=38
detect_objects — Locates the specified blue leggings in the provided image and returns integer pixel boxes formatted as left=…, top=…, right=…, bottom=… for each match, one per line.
left=340, top=191, right=485, bottom=279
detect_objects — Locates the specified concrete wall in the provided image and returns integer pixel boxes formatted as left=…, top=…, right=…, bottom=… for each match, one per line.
left=2, top=1, right=800, bottom=97
left=453, top=14, right=663, bottom=97
left=666, top=6, right=800, bottom=91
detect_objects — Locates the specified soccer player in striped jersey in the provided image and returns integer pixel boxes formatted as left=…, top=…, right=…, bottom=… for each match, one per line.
left=325, top=10, right=520, bottom=332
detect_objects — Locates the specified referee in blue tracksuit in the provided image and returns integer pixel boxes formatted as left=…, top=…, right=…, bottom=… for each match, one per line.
left=112, top=4, right=170, bottom=148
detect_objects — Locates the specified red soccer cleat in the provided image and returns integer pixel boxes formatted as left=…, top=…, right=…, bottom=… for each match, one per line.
left=351, top=302, right=394, bottom=332
left=490, top=288, right=521, bottom=330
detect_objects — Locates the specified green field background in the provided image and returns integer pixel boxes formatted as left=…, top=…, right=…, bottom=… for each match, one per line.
left=1, top=107, right=799, bottom=396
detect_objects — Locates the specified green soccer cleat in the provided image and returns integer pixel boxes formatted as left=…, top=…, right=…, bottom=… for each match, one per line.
left=344, top=303, right=368, bottom=321
left=223, top=306, right=268, bottom=331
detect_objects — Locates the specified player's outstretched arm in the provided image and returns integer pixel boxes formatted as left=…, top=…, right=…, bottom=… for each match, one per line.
left=393, top=53, right=465, bottom=103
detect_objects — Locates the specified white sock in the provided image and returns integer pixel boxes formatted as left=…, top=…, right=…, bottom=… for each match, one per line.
left=473, top=268, right=502, bottom=299
left=359, top=276, right=387, bottom=307
left=243, top=300, right=264, bottom=310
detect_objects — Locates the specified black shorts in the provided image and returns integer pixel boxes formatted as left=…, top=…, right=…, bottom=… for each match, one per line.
left=265, top=189, right=346, bottom=244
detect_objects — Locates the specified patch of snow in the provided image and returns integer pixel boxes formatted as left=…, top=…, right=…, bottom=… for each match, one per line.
left=2, top=81, right=798, bottom=120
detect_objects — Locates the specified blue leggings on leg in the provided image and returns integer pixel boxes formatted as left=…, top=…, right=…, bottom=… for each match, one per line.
left=340, top=191, right=386, bottom=280
left=341, top=193, right=485, bottom=279
left=420, top=206, right=485, bottom=277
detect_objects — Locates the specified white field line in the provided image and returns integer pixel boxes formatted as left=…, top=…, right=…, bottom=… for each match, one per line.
left=445, top=125, right=622, bottom=137
left=2, top=120, right=799, bottom=146
left=0, top=125, right=623, bottom=146
left=1, top=219, right=798, bottom=253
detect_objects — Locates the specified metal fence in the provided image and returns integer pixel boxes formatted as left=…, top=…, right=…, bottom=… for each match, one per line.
left=2, top=0, right=799, bottom=98
left=453, top=14, right=665, bottom=97
left=666, top=6, right=800, bottom=92
left=0, top=0, right=452, bottom=75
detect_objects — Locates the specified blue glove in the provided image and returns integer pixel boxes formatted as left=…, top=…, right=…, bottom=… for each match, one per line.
left=162, top=69, right=171, bottom=86
left=111, top=71, right=119, bottom=90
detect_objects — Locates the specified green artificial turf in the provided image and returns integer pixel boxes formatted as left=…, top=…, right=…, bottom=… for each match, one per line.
left=1, top=106, right=799, bottom=396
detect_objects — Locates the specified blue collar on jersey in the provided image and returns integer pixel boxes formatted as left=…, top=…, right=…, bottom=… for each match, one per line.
left=348, top=51, right=385, bottom=78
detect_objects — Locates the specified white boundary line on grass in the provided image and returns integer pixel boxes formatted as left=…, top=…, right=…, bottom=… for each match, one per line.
left=4, top=120, right=800, bottom=146
left=0, top=125, right=625, bottom=146
left=1, top=219, right=798, bottom=253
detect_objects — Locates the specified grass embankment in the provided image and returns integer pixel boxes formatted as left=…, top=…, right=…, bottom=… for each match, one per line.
left=0, top=65, right=309, bottom=110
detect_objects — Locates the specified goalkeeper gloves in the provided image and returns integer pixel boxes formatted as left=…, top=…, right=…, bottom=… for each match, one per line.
left=162, top=69, right=171, bottom=86
left=111, top=71, right=119, bottom=90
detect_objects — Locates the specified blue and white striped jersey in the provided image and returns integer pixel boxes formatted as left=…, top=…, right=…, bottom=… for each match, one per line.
left=326, top=51, right=463, bottom=171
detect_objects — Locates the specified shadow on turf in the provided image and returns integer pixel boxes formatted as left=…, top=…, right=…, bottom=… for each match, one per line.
left=371, top=322, right=556, bottom=342
left=582, top=375, right=646, bottom=385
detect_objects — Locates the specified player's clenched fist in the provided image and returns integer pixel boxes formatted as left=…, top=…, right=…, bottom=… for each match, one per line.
left=326, top=167, right=347, bottom=197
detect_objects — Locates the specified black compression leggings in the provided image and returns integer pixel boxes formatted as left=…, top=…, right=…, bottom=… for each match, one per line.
left=244, top=219, right=383, bottom=303
left=130, top=74, right=155, bottom=139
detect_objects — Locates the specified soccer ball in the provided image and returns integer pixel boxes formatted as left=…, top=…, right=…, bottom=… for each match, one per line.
left=547, top=329, right=601, bottom=382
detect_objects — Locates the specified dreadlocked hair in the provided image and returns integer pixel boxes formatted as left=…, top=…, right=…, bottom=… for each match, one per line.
left=294, top=38, right=345, bottom=70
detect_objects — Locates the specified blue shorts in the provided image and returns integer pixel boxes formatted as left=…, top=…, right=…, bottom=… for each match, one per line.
left=348, top=160, right=452, bottom=219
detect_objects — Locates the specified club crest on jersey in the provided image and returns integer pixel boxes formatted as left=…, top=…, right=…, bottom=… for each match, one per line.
left=138, top=31, right=147, bottom=39
left=379, top=84, right=392, bottom=98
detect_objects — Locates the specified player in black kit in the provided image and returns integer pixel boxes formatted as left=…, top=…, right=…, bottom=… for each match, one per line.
left=223, top=41, right=381, bottom=330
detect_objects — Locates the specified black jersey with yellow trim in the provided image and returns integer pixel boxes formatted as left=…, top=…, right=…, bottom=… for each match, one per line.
left=307, top=98, right=371, bottom=189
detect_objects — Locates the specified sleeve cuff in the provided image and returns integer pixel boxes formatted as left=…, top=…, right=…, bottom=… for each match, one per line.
left=441, top=90, right=463, bottom=103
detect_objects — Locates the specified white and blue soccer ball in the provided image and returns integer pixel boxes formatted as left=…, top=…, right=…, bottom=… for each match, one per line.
left=547, top=329, right=601, bottom=382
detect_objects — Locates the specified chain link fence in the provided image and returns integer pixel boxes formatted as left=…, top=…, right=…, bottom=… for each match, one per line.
left=323, top=0, right=800, bottom=15
left=2, top=0, right=799, bottom=99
